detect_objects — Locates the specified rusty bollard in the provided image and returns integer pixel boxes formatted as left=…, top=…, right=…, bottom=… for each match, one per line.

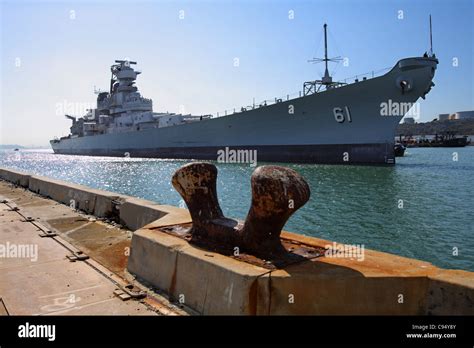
left=171, top=163, right=240, bottom=246
left=171, top=162, right=310, bottom=258
left=241, top=166, right=310, bottom=256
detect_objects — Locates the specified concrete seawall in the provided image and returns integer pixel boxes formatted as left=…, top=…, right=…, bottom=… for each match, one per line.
left=1, top=166, right=473, bottom=315
left=0, top=167, right=191, bottom=231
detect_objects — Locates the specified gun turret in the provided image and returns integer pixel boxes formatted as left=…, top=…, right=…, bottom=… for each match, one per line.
left=65, top=114, right=76, bottom=124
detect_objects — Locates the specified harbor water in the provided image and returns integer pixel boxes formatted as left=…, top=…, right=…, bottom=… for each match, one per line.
left=1, top=147, right=473, bottom=271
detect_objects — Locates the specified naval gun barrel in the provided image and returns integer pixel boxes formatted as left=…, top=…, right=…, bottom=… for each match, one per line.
left=64, top=114, right=76, bottom=124
left=115, top=60, right=137, bottom=65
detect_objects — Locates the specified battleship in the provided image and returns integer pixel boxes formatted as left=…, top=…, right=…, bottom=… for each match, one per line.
left=50, top=23, right=438, bottom=164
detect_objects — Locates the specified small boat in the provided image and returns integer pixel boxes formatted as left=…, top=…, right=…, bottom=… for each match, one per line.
left=14, top=148, right=19, bottom=151
left=429, top=133, right=469, bottom=147
left=394, top=143, right=406, bottom=157
left=437, top=135, right=469, bottom=147
left=399, top=133, right=470, bottom=148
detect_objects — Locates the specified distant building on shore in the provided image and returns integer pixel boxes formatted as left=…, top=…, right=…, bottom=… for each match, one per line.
left=454, top=111, right=474, bottom=120
left=439, top=111, right=474, bottom=121
left=438, top=113, right=450, bottom=121
left=403, top=117, right=415, bottom=124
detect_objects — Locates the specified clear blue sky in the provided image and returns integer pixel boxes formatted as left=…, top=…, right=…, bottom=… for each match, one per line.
left=1, top=0, right=473, bottom=146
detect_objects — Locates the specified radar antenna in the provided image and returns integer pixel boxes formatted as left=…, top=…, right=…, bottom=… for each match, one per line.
left=308, top=24, right=342, bottom=84
left=93, top=85, right=103, bottom=95
left=115, top=60, right=137, bottom=66
left=304, top=23, right=345, bottom=95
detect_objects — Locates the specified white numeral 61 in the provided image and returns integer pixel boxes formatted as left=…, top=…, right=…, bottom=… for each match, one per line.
left=333, top=106, right=352, bottom=123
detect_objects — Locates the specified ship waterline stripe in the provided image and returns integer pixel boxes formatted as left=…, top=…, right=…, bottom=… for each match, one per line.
left=52, top=143, right=396, bottom=165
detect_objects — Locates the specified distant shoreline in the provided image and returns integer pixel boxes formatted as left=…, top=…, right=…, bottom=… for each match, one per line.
left=397, top=118, right=474, bottom=136
left=0, top=146, right=50, bottom=150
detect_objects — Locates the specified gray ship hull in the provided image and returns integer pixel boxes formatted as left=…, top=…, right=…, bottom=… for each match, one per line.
left=51, top=57, right=438, bottom=165
left=51, top=143, right=391, bottom=164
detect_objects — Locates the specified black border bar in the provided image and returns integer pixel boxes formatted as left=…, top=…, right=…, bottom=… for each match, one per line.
left=0, top=316, right=473, bottom=346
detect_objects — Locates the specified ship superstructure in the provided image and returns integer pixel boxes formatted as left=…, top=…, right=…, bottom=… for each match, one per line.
left=61, top=60, right=208, bottom=139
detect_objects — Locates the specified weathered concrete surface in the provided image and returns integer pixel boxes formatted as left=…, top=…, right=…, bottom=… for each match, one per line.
left=0, top=298, right=8, bottom=315
left=172, top=241, right=269, bottom=315
left=0, top=167, right=191, bottom=232
left=255, top=231, right=474, bottom=315
left=0, top=167, right=30, bottom=187
left=128, top=228, right=188, bottom=294
left=128, top=228, right=269, bottom=315
left=0, top=181, right=132, bottom=278
left=426, top=270, right=474, bottom=315
left=120, top=198, right=191, bottom=231
left=0, top=180, right=187, bottom=315
left=128, top=225, right=474, bottom=315
left=0, top=199, right=155, bottom=315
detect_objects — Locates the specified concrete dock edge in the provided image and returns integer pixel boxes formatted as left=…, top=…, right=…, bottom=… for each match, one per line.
left=128, top=227, right=474, bottom=315
left=0, top=167, right=190, bottom=231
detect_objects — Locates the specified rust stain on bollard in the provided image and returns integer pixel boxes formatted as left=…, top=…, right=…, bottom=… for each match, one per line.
left=171, top=163, right=223, bottom=225
left=241, top=165, right=310, bottom=258
left=171, top=162, right=240, bottom=246
left=170, top=162, right=322, bottom=266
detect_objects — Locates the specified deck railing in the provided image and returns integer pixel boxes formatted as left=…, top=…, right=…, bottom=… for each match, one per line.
left=210, top=66, right=392, bottom=119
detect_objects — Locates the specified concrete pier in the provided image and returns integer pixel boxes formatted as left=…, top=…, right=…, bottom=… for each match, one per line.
left=1, top=166, right=473, bottom=316
left=0, top=176, right=186, bottom=315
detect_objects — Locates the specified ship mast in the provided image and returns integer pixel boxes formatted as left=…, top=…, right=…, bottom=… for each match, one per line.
left=323, top=23, right=330, bottom=83
left=304, top=23, right=343, bottom=95
left=429, top=15, right=433, bottom=56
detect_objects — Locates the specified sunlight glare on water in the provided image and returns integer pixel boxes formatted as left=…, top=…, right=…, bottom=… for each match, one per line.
left=1, top=147, right=473, bottom=271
